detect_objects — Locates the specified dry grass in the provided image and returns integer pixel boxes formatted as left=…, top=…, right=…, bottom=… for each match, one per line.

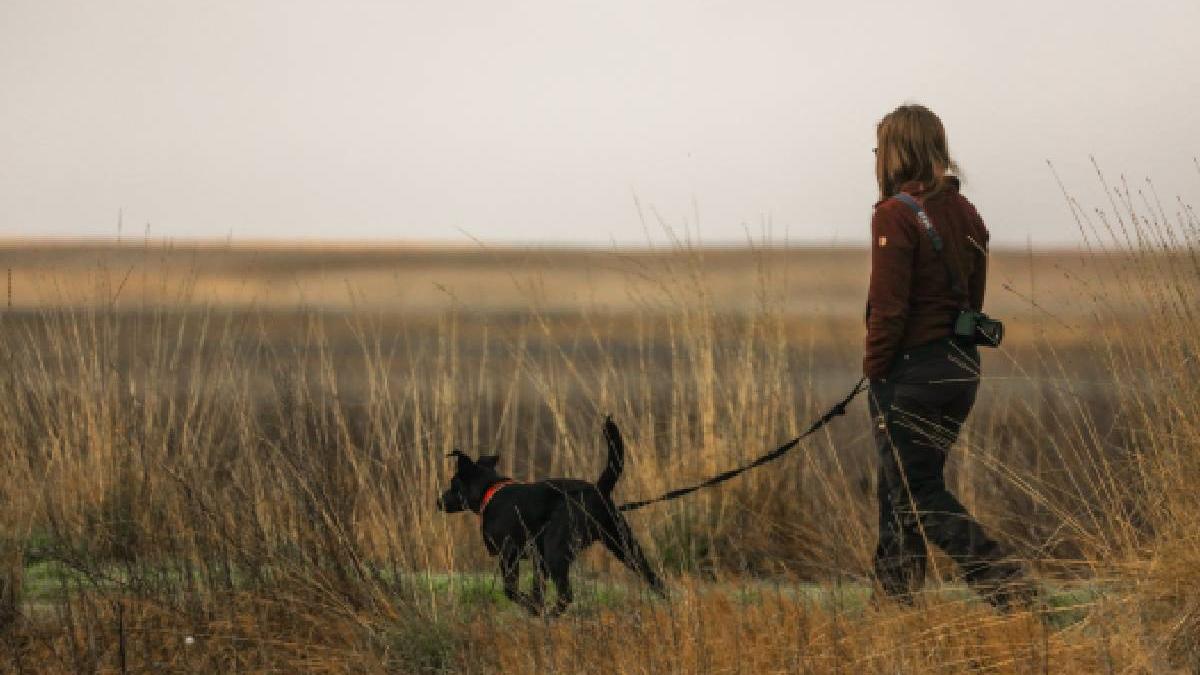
left=1, top=171, right=1199, bottom=672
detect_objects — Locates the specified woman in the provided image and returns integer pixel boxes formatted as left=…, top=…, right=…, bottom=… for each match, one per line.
left=864, top=104, right=1024, bottom=607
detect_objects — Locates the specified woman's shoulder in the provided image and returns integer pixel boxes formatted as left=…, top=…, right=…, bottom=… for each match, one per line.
left=872, top=196, right=919, bottom=226
left=949, top=191, right=989, bottom=237
left=870, top=197, right=922, bottom=248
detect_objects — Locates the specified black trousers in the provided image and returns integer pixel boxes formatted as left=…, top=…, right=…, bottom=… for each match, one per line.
left=869, top=338, right=1010, bottom=598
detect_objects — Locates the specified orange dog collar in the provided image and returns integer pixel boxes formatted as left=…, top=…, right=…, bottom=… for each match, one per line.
left=479, top=480, right=514, bottom=518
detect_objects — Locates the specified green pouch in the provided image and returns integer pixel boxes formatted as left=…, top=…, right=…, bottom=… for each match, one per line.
left=955, top=310, right=979, bottom=338
left=955, top=310, right=1004, bottom=347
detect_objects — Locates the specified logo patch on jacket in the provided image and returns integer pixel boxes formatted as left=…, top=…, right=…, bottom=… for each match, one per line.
left=878, top=236, right=888, bottom=247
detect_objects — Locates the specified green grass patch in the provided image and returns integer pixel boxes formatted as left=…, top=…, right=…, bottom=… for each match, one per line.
left=22, top=560, right=76, bottom=603
left=20, top=559, right=1101, bottom=630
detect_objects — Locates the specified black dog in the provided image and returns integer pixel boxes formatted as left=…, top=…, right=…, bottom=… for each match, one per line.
left=436, top=417, right=665, bottom=616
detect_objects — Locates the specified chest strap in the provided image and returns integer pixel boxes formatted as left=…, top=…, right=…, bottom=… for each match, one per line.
left=893, top=192, right=969, bottom=309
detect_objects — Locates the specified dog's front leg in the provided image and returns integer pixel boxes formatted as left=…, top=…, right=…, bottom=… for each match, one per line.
left=499, top=545, right=525, bottom=606
left=499, top=545, right=540, bottom=614
left=527, top=552, right=547, bottom=615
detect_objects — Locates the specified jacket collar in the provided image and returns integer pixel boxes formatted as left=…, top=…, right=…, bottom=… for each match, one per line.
left=873, top=176, right=960, bottom=208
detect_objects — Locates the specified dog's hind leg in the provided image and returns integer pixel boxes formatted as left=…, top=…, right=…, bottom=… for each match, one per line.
left=544, top=550, right=574, bottom=617
left=541, top=514, right=577, bottom=617
left=602, top=516, right=666, bottom=597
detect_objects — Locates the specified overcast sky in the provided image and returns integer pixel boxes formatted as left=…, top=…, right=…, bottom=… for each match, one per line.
left=1, top=1, right=1197, bottom=246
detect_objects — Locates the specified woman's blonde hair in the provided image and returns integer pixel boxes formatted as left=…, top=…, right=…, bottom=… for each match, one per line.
left=875, top=104, right=961, bottom=201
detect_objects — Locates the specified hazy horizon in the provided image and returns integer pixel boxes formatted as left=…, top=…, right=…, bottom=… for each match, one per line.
left=2, top=1, right=1197, bottom=247
left=0, top=233, right=1097, bottom=252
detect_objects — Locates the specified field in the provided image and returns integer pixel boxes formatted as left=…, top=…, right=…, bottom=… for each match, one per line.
left=2, top=188, right=1200, bottom=672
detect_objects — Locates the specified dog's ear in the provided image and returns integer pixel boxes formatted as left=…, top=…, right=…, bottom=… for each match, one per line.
left=446, top=449, right=473, bottom=472
left=477, top=454, right=500, bottom=470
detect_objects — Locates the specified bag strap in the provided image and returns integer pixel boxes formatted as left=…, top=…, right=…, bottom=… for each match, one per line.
left=893, top=193, right=970, bottom=310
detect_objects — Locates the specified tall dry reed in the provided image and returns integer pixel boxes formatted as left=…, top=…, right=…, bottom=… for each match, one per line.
left=0, top=166, right=1197, bottom=671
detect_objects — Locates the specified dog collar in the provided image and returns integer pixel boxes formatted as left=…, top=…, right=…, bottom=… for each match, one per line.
left=478, top=480, right=514, bottom=518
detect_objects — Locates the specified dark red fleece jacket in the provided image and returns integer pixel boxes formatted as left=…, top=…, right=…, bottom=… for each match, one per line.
left=864, top=178, right=989, bottom=379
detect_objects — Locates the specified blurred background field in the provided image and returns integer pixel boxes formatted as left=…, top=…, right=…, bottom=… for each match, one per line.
left=2, top=218, right=1199, bottom=671
left=0, top=238, right=1144, bottom=320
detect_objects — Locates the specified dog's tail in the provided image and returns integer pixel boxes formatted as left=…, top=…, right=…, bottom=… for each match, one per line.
left=596, top=415, right=625, bottom=496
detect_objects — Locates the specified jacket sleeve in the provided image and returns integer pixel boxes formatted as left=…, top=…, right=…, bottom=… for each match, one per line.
left=864, top=203, right=917, bottom=379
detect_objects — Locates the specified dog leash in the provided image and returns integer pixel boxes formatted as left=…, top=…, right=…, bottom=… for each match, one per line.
left=616, top=377, right=868, bottom=512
